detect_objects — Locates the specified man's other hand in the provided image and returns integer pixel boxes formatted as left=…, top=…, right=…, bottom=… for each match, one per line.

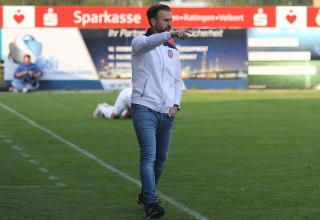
left=168, top=106, right=179, bottom=118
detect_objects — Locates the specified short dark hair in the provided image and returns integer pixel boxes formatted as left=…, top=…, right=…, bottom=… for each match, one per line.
left=24, top=54, right=31, bottom=59
left=147, top=4, right=171, bottom=25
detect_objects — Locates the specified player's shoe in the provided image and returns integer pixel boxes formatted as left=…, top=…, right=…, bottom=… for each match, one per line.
left=101, top=103, right=109, bottom=108
left=145, top=202, right=165, bottom=219
left=137, top=191, right=161, bottom=209
left=93, top=104, right=103, bottom=119
left=9, top=87, right=19, bottom=93
left=22, top=88, right=30, bottom=93
left=137, top=192, right=145, bottom=208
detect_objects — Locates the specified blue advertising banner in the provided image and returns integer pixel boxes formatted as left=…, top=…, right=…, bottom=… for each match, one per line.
left=2, top=28, right=248, bottom=90
left=80, top=28, right=248, bottom=89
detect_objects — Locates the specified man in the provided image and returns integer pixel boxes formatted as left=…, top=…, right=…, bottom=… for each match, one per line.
left=131, top=4, right=191, bottom=218
left=11, top=54, right=42, bottom=93
left=93, top=87, right=132, bottom=119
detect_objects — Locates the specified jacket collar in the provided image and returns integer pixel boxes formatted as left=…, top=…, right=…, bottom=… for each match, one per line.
left=145, top=28, right=154, bottom=36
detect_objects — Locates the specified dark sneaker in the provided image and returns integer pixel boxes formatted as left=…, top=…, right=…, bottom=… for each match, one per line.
left=145, top=202, right=165, bottom=219
left=137, top=192, right=145, bottom=208
left=137, top=191, right=161, bottom=209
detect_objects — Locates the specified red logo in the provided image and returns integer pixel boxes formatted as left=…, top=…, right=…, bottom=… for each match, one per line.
left=167, top=49, right=173, bottom=58
left=286, top=10, right=296, bottom=24
left=13, top=10, right=25, bottom=24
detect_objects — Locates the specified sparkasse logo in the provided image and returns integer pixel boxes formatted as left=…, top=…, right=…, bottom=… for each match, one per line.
left=73, top=10, right=142, bottom=27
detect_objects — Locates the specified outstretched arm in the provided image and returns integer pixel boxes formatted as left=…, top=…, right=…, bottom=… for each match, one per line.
left=132, top=32, right=172, bottom=56
left=132, top=29, right=191, bottom=56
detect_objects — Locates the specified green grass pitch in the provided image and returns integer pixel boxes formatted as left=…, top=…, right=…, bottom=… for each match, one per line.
left=1, top=90, right=320, bottom=220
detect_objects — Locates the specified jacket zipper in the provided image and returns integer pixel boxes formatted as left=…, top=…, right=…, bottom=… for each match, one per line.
left=160, top=46, right=166, bottom=108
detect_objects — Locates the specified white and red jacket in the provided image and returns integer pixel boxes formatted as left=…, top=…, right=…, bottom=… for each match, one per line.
left=131, top=28, right=183, bottom=114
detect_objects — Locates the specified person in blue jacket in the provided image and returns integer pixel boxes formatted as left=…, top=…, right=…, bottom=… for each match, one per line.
left=11, top=54, right=42, bottom=93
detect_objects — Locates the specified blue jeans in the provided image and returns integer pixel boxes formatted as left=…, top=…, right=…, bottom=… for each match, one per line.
left=131, top=104, right=175, bottom=204
left=11, top=79, right=39, bottom=91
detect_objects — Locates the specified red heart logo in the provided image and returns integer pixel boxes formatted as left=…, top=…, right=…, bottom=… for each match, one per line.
left=286, top=14, right=296, bottom=24
left=13, top=14, right=24, bottom=24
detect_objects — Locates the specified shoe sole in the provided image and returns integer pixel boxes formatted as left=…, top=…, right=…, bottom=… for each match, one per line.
left=147, top=210, right=165, bottom=219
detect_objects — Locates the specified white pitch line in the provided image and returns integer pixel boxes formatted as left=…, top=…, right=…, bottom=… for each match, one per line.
left=11, top=144, right=22, bottom=151
left=56, top=183, right=67, bottom=187
left=4, top=139, right=13, bottom=143
left=48, top=175, right=59, bottom=181
left=0, top=101, right=208, bottom=220
left=20, top=152, right=30, bottom=158
left=3, top=138, right=65, bottom=187
left=29, top=159, right=39, bottom=165
left=38, top=167, right=49, bottom=173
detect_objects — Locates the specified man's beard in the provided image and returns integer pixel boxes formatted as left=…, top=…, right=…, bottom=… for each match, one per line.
left=155, top=25, right=171, bottom=33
